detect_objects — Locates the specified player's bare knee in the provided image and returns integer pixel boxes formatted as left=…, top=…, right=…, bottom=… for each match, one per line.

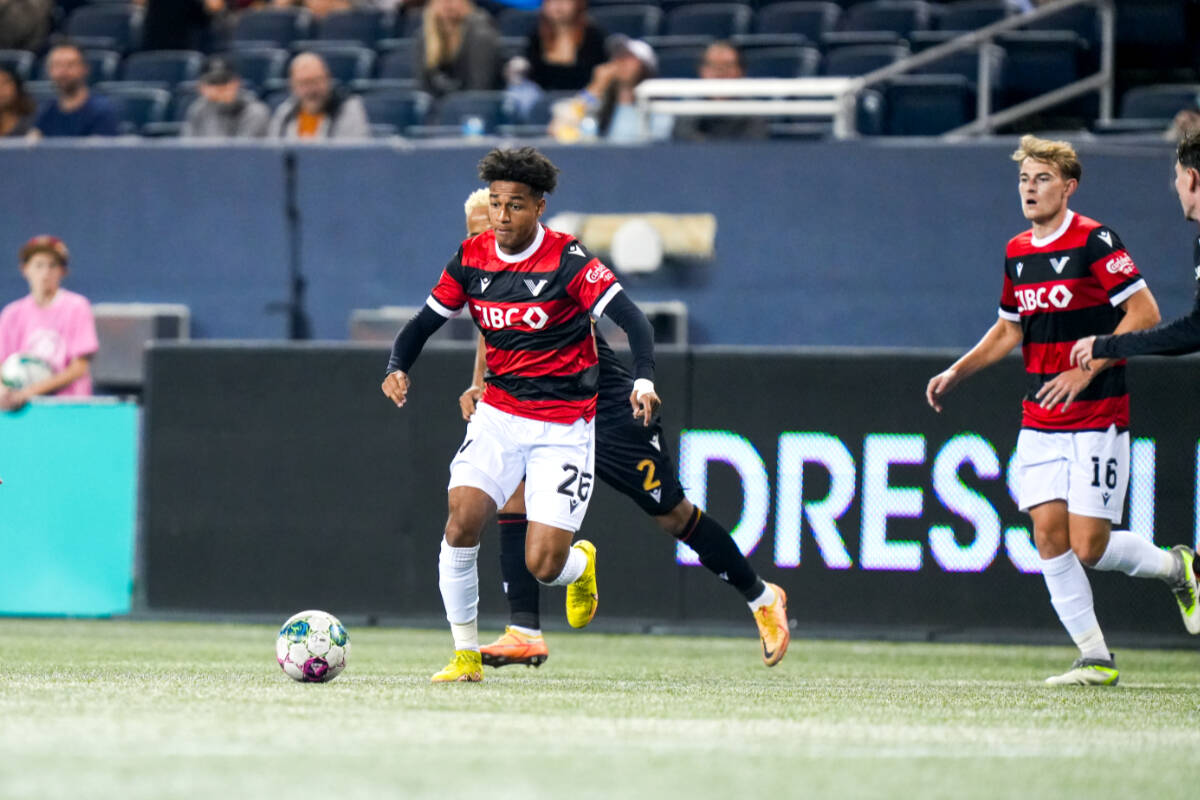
left=526, top=547, right=565, bottom=583
left=656, top=500, right=694, bottom=538
left=443, top=516, right=482, bottom=548
left=1072, top=539, right=1106, bottom=567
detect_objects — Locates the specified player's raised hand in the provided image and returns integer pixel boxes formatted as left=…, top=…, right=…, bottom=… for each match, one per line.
left=459, top=384, right=482, bottom=421
left=382, top=370, right=411, bottom=408
left=925, top=369, right=959, bottom=413
left=1035, top=367, right=1091, bottom=412
left=1069, top=336, right=1097, bottom=371
left=630, top=381, right=661, bottom=427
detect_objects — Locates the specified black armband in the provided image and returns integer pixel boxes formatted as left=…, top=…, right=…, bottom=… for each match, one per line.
left=386, top=305, right=450, bottom=374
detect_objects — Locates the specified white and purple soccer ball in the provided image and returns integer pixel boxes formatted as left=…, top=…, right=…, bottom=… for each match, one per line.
left=276, top=609, right=350, bottom=683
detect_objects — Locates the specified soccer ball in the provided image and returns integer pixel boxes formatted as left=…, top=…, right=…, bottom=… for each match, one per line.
left=276, top=609, right=350, bottom=683
left=1, top=353, right=53, bottom=390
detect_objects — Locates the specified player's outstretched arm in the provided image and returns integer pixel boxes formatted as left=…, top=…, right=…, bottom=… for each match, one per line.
left=1074, top=289, right=1198, bottom=367
left=926, top=318, right=1022, bottom=413
left=382, top=305, right=449, bottom=408
left=601, top=291, right=660, bottom=425
left=458, top=334, right=486, bottom=421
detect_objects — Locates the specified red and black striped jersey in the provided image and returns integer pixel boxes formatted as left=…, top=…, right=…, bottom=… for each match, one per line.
left=998, top=210, right=1147, bottom=432
left=426, top=224, right=621, bottom=424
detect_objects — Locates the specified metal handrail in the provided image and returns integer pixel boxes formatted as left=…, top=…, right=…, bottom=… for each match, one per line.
left=634, top=0, right=1114, bottom=139
left=848, top=0, right=1115, bottom=137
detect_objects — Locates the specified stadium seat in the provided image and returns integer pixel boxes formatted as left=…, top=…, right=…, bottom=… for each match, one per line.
left=937, top=0, right=1009, bottom=32
left=223, top=48, right=289, bottom=90
left=317, top=9, right=390, bottom=46
left=349, top=78, right=417, bottom=94
left=910, top=39, right=1004, bottom=92
left=655, top=45, right=709, bottom=78
left=838, top=0, right=932, bottom=35
left=121, top=51, right=204, bottom=88
left=358, top=88, right=430, bottom=133
left=498, top=36, right=528, bottom=61
left=169, top=83, right=199, bottom=122
left=883, top=74, right=970, bottom=134
left=1023, top=4, right=1097, bottom=53
left=1119, top=84, right=1200, bottom=120
left=99, top=84, right=170, bottom=133
left=232, top=8, right=313, bottom=48
left=754, top=2, right=840, bottom=40
left=664, top=4, right=753, bottom=38
left=0, top=49, right=34, bottom=81
left=591, top=5, right=664, bottom=39
left=40, top=49, right=121, bottom=85
left=820, top=30, right=904, bottom=48
left=64, top=4, right=142, bottom=52
left=293, top=45, right=375, bottom=84
left=377, top=42, right=417, bottom=80
left=822, top=43, right=909, bottom=76
left=397, top=11, right=423, bottom=38
left=497, top=8, right=539, bottom=37
left=733, top=33, right=811, bottom=50
left=998, top=31, right=1081, bottom=105
left=742, top=45, right=821, bottom=77
left=25, top=80, right=56, bottom=108
left=433, top=90, right=510, bottom=132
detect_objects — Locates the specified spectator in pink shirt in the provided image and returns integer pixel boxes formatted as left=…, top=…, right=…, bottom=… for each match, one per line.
left=0, top=235, right=98, bottom=410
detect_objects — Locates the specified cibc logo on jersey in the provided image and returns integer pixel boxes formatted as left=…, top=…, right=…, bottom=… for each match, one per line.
left=473, top=303, right=550, bottom=330
left=1015, top=284, right=1073, bottom=312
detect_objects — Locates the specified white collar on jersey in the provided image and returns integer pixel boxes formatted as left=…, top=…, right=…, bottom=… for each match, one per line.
left=1030, top=209, right=1074, bottom=248
left=493, top=224, right=545, bottom=263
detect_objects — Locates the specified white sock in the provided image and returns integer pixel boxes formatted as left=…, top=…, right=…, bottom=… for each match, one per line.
left=542, top=545, right=586, bottom=587
left=438, top=538, right=480, bottom=650
left=450, top=620, right=479, bottom=653
left=1092, top=530, right=1178, bottom=582
left=510, top=624, right=542, bottom=638
left=747, top=584, right=775, bottom=611
left=1041, top=550, right=1109, bottom=660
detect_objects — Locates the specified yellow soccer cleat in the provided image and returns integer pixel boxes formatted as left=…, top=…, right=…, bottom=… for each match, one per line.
left=431, top=649, right=483, bottom=683
left=480, top=627, right=549, bottom=668
left=566, top=540, right=598, bottom=628
left=753, top=582, right=790, bottom=667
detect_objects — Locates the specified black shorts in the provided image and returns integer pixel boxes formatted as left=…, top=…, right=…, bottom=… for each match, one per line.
left=594, top=414, right=686, bottom=517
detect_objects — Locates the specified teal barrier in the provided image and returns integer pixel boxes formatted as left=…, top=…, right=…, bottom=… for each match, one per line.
left=0, top=401, right=138, bottom=615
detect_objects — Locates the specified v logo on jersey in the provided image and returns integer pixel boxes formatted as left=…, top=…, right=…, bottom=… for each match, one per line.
left=1102, top=492, right=1112, bottom=506
left=524, top=278, right=549, bottom=296
left=568, top=244, right=586, bottom=258
left=1015, top=262, right=1024, bottom=278
left=569, top=499, right=579, bottom=512
left=649, top=434, right=661, bottom=451
left=479, top=277, right=492, bottom=292
left=1098, top=230, right=1113, bottom=247
left=1050, top=256, right=1070, bottom=274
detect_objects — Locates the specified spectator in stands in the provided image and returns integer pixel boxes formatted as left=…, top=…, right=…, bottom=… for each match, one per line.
left=526, top=0, right=607, bottom=92
left=673, top=41, right=768, bottom=143
left=503, top=55, right=543, bottom=121
left=271, top=0, right=354, bottom=19
left=582, top=35, right=671, bottom=142
left=0, top=65, right=37, bottom=138
left=33, top=42, right=119, bottom=138
left=0, top=0, right=51, bottom=51
left=268, top=52, right=370, bottom=139
left=142, top=0, right=221, bottom=51
left=183, top=57, right=270, bottom=138
left=414, top=0, right=501, bottom=97
left=0, top=236, right=98, bottom=411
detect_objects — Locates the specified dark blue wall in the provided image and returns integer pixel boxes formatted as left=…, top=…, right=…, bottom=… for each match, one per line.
left=1, top=140, right=1192, bottom=344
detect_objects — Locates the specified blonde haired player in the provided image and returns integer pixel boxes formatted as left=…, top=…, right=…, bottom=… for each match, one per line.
left=926, top=135, right=1199, bottom=685
left=458, top=189, right=792, bottom=670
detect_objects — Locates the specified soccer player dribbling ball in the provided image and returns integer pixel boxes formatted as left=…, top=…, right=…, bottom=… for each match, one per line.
left=456, top=189, right=791, bottom=671
left=382, top=147, right=661, bottom=683
left=926, top=135, right=1200, bottom=686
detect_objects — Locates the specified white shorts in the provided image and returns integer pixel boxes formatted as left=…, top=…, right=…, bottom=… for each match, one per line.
left=1013, top=425, right=1129, bottom=523
left=448, top=401, right=596, bottom=532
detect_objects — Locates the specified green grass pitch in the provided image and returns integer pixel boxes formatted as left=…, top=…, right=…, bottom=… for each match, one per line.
left=4, top=619, right=1200, bottom=799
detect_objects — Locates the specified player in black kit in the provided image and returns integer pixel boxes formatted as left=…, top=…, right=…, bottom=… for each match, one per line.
left=1072, top=132, right=1200, bottom=367
left=456, top=189, right=791, bottom=669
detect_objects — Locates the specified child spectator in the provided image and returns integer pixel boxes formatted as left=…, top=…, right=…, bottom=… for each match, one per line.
left=0, top=236, right=98, bottom=410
